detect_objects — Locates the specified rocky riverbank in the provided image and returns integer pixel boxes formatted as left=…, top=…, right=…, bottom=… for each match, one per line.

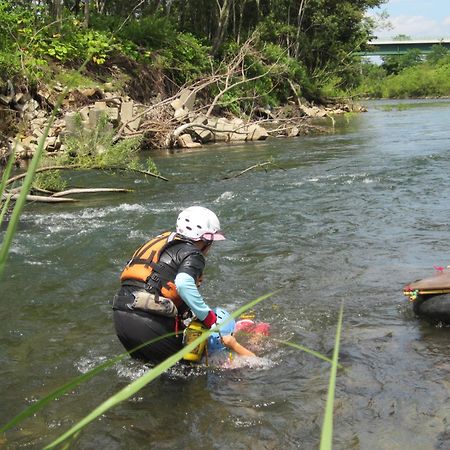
left=0, top=80, right=366, bottom=165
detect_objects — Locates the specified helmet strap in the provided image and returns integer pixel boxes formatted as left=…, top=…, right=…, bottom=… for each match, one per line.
left=196, top=240, right=212, bottom=253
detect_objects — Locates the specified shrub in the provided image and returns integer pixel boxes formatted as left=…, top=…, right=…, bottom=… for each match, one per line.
left=382, top=63, right=450, bottom=98
left=426, top=45, right=449, bottom=66
left=55, top=112, right=159, bottom=175
left=0, top=1, right=39, bottom=79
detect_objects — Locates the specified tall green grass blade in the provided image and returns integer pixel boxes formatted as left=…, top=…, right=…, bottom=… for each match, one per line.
left=0, top=117, right=56, bottom=278
left=275, top=339, right=344, bottom=369
left=0, top=332, right=177, bottom=434
left=319, top=300, right=344, bottom=450
left=0, top=193, right=12, bottom=227
left=1, top=291, right=281, bottom=437
left=0, top=79, right=83, bottom=279
left=231, top=330, right=342, bottom=368
left=44, top=292, right=276, bottom=449
left=0, top=145, right=16, bottom=228
left=43, top=330, right=219, bottom=449
left=0, top=144, right=16, bottom=204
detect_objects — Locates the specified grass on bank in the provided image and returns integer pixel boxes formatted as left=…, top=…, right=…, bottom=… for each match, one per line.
left=351, top=56, right=450, bottom=99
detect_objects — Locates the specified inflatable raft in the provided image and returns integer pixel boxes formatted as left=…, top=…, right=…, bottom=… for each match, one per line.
left=403, top=267, right=450, bottom=325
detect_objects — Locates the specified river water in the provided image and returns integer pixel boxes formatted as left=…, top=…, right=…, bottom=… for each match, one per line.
left=1, top=99, right=450, bottom=449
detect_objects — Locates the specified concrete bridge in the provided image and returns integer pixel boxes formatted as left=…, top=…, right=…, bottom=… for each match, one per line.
left=360, top=39, right=450, bottom=56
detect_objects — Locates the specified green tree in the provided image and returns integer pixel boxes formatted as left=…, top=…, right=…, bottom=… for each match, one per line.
left=382, top=48, right=422, bottom=75
left=426, top=44, right=449, bottom=65
left=1, top=0, right=388, bottom=99
left=392, top=34, right=411, bottom=41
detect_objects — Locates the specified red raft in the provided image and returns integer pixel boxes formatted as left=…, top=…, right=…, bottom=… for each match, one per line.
left=403, top=267, right=450, bottom=325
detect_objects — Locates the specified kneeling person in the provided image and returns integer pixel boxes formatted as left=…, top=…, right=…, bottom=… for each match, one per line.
left=112, top=206, right=225, bottom=363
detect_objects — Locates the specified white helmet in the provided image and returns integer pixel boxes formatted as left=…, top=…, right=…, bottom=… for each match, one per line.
left=176, top=206, right=225, bottom=242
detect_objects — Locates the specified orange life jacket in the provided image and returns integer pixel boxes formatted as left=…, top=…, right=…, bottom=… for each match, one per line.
left=120, top=231, right=201, bottom=305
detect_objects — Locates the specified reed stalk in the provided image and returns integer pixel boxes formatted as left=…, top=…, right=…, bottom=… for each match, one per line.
left=0, top=118, right=57, bottom=277
left=0, top=145, right=16, bottom=227
left=319, top=300, right=344, bottom=450
left=1, top=306, right=341, bottom=436
left=275, top=339, right=344, bottom=369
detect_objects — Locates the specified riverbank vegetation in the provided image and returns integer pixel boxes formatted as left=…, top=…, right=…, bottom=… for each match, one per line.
left=0, top=0, right=383, bottom=97
left=2, top=2, right=449, bottom=155
left=0, top=0, right=384, bottom=153
left=354, top=44, right=450, bottom=99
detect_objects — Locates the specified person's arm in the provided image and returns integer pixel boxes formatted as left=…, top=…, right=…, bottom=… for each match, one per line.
left=221, top=335, right=255, bottom=357
left=174, top=272, right=216, bottom=327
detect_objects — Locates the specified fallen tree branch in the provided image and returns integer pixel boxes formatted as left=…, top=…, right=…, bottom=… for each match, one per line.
left=3, top=193, right=77, bottom=203
left=113, top=35, right=278, bottom=146
left=223, top=161, right=286, bottom=180
left=51, top=188, right=133, bottom=197
left=172, top=122, right=248, bottom=141
left=112, top=91, right=185, bottom=143
left=124, top=167, right=168, bottom=181
left=205, top=67, right=277, bottom=118
left=286, top=78, right=303, bottom=109
left=31, top=186, right=55, bottom=195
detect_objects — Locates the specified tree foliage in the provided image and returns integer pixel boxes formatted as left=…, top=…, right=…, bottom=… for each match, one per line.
left=426, top=44, right=449, bottom=66
left=382, top=49, right=423, bottom=75
left=0, top=0, right=386, bottom=101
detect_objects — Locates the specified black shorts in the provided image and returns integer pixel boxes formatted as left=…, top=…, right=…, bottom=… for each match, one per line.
left=113, top=286, right=183, bottom=363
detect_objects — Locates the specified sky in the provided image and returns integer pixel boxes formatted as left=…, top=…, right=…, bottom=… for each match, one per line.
left=369, top=0, right=450, bottom=40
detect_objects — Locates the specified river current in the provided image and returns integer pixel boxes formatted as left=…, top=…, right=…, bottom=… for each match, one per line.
left=1, top=99, right=450, bottom=449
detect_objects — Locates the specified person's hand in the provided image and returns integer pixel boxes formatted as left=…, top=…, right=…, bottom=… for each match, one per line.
left=221, top=334, right=237, bottom=348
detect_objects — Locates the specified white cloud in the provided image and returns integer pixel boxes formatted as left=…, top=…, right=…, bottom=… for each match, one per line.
left=374, top=15, right=450, bottom=38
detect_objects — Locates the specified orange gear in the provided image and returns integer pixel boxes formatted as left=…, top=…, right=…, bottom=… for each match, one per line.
left=120, top=231, right=202, bottom=305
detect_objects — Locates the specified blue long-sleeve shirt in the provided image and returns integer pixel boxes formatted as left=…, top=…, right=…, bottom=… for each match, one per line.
left=175, top=272, right=210, bottom=320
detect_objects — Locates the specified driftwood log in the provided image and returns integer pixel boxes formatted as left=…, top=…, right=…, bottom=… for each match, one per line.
left=2, top=188, right=133, bottom=203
